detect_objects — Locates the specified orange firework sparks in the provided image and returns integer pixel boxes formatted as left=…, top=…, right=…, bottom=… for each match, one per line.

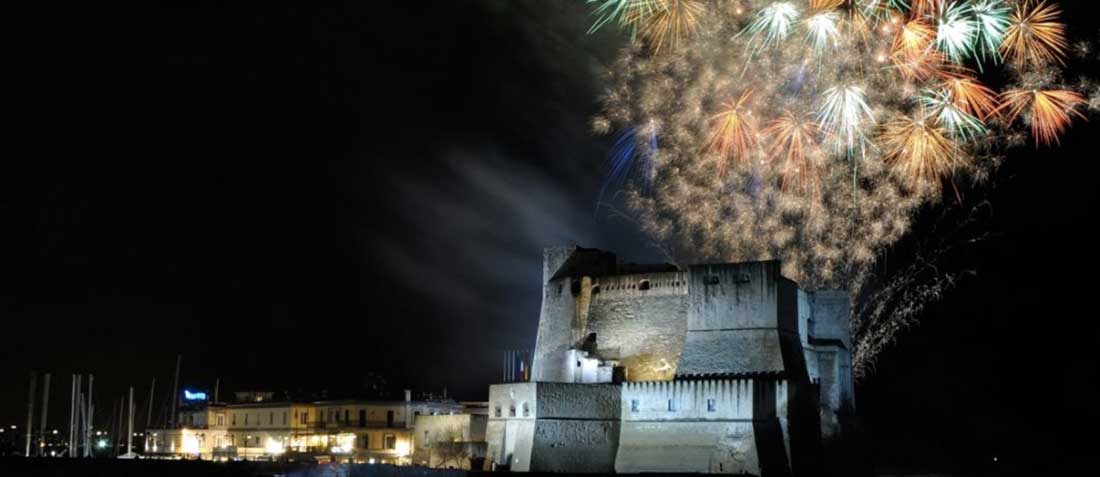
left=765, top=110, right=821, bottom=193
left=639, top=0, right=704, bottom=53
left=880, top=111, right=962, bottom=185
left=705, top=90, right=757, bottom=175
left=1002, top=0, right=1068, bottom=68
left=940, top=74, right=1000, bottom=120
left=995, top=89, right=1087, bottom=146
left=892, top=18, right=935, bottom=58
left=890, top=18, right=943, bottom=81
left=910, top=0, right=944, bottom=17
left=892, top=48, right=948, bottom=82
left=810, top=0, right=845, bottom=12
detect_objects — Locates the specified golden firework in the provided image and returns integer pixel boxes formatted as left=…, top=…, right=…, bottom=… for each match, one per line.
left=705, top=90, right=758, bottom=175
left=639, top=0, right=704, bottom=53
left=880, top=112, right=963, bottom=185
left=995, top=88, right=1087, bottom=146
left=910, top=0, right=944, bottom=17
left=765, top=110, right=821, bottom=193
left=1001, top=0, right=1068, bottom=68
left=940, top=74, right=1000, bottom=120
left=892, top=18, right=935, bottom=58
left=809, top=0, right=845, bottom=12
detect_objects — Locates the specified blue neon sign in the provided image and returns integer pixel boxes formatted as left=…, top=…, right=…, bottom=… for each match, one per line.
left=183, top=390, right=208, bottom=401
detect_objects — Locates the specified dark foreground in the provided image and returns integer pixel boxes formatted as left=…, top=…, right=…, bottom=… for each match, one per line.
left=0, top=458, right=750, bottom=477
left=2, top=458, right=466, bottom=477
left=0, top=457, right=1009, bottom=477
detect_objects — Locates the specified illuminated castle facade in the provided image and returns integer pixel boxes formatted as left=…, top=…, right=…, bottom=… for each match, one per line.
left=485, top=246, right=854, bottom=475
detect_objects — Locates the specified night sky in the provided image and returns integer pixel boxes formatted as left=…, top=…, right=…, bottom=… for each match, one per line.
left=3, top=0, right=1098, bottom=471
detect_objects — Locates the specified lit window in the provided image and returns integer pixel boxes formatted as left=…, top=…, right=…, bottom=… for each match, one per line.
left=630, top=399, right=639, bottom=412
left=707, top=399, right=716, bottom=412
left=384, top=434, right=396, bottom=450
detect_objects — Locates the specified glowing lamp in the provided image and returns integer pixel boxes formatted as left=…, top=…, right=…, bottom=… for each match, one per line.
left=265, top=438, right=286, bottom=455
left=395, top=441, right=410, bottom=457
left=181, top=434, right=201, bottom=455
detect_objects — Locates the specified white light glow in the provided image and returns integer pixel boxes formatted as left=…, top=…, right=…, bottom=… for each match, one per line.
left=265, top=438, right=286, bottom=455
left=395, top=441, right=410, bottom=457
left=181, top=434, right=201, bottom=455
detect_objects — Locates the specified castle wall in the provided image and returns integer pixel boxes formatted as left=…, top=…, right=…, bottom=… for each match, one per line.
left=485, top=383, right=620, bottom=473
left=678, top=262, right=802, bottom=377
left=486, top=383, right=537, bottom=471
left=535, top=271, right=690, bottom=383
left=528, top=383, right=620, bottom=472
left=616, top=379, right=791, bottom=475
left=585, top=272, right=688, bottom=381
left=532, top=278, right=580, bottom=382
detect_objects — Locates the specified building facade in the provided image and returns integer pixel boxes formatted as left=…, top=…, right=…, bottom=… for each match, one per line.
left=486, top=246, right=854, bottom=475
left=145, top=394, right=465, bottom=463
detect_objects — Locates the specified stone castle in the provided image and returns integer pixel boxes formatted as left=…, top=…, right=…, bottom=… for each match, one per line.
left=485, top=246, right=854, bottom=475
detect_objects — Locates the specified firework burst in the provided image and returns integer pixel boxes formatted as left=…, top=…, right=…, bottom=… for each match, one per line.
left=1002, top=0, right=1068, bottom=68
left=638, top=0, right=705, bottom=53
left=940, top=74, right=1000, bottom=120
left=817, top=85, right=876, bottom=150
left=996, top=88, right=1087, bottom=146
left=765, top=110, right=822, bottom=193
left=971, top=0, right=1012, bottom=65
left=918, top=88, right=988, bottom=141
left=705, top=90, right=758, bottom=175
left=585, top=0, right=659, bottom=35
left=855, top=0, right=910, bottom=24
left=742, top=1, right=801, bottom=49
left=934, top=1, right=978, bottom=64
left=805, top=10, right=842, bottom=53
left=880, top=111, right=962, bottom=186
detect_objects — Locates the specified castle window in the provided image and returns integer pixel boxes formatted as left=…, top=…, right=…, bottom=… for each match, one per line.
left=668, top=399, right=678, bottom=412
left=522, top=402, right=530, bottom=417
left=639, top=280, right=650, bottom=291
left=707, top=399, right=716, bottom=412
left=509, top=405, right=516, bottom=417
left=592, top=285, right=600, bottom=294
left=630, top=399, right=639, bottom=412
left=494, top=406, right=502, bottom=417
left=570, top=280, right=581, bottom=296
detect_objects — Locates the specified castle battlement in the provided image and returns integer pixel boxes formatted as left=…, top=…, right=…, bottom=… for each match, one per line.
left=590, top=271, right=689, bottom=299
